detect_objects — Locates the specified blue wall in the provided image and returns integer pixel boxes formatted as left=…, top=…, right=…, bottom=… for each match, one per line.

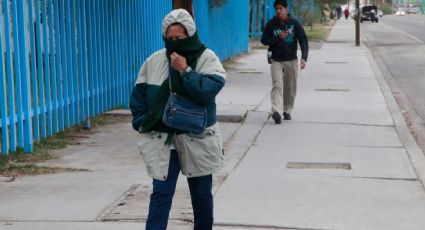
left=194, top=0, right=249, bottom=61
left=0, top=0, right=172, bottom=153
left=0, top=0, right=249, bottom=154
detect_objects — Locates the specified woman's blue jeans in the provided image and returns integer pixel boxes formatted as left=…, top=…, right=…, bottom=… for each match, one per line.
left=145, top=150, right=213, bottom=230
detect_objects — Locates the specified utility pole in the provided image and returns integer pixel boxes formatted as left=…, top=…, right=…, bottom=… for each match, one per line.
left=355, top=0, right=360, bottom=46
left=422, top=0, right=424, bottom=15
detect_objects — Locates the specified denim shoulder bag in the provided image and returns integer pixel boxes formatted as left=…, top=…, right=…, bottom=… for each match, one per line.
left=162, top=67, right=207, bottom=134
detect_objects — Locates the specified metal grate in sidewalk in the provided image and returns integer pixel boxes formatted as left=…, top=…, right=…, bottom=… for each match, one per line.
left=287, top=162, right=352, bottom=170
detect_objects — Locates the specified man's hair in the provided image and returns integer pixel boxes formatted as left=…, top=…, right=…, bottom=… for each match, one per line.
left=274, top=0, right=288, bottom=8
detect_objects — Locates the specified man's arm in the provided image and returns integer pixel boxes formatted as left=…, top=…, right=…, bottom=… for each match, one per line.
left=297, top=22, right=308, bottom=62
left=261, top=21, right=281, bottom=46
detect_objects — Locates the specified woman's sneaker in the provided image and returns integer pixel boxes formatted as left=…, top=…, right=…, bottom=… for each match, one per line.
left=283, top=112, right=292, bottom=120
left=272, top=112, right=282, bottom=124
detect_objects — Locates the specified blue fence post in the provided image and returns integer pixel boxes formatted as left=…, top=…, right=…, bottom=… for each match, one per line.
left=144, top=1, right=149, bottom=56
left=88, top=0, right=95, bottom=116
left=42, top=0, right=52, bottom=137
left=119, top=0, right=124, bottom=106
left=118, top=1, right=124, bottom=107
left=105, top=0, right=112, bottom=110
left=124, top=1, right=130, bottom=108
left=98, top=0, right=104, bottom=113
left=142, top=0, right=146, bottom=67
left=35, top=0, right=46, bottom=139
left=130, top=0, right=136, bottom=103
left=64, top=0, right=74, bottom=126
left=117, top=0, right=121, bottom=106
left=269, top=0, right=275, bottom=21
left=257, top=0, right=261, bottom=37
left=69, top=0, right=79, bottom=125
left=0, top=30, right=9, bottom=154
left=193, top=1, right=211, bottom=47
left=50, top=0, right=60, bottom=133
left=94, top=0, right=101, bottom=115
left=75, top=0, right=83, bottom=123
left=97, top=0, right=104, bottom=112
left=77, top=0, right=89, bottom=125
left=264, top=0, right=269, bottom=23
left=105, top=0, right=111, bottom=110
left=54, top=0, right=64, bottom=131
left=85, top=0, right=94, bottom=118
left=11, top=0, right=25, bottom=149
left=3, top=0, right=17, bottom=152
left=131, top=0, right=136, bottom=86
left=89, top=0, right=97, bottom=116
left=60, top=0, right=70, bottom=128
left=135, top=0, right=140, bottom=83
left=28, top=0, right=40, bottom=142
left=16, top=0, right=34, bottom=152
left=250, top=0, right=257, bottom=37
left=111, top=0, right=116, bottom=110
left=122, top=0, right=126, bottom=106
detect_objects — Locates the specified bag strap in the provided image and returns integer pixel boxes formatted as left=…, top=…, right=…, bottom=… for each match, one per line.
left=168, top=65, right=174, bottom=93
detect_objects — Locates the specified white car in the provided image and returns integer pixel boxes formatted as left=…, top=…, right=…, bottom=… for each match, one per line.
left=408, top=7, right=421, bottom=14
left=377, top=9, right=383, bottom=17
left=396, top=8, right=406, bottom=16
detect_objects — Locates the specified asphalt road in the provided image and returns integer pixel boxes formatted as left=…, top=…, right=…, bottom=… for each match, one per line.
left=362, top=14, right=425, bottom=127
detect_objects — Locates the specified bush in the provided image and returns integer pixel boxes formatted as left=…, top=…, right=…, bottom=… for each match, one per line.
left=381, top=5, right=393, bottom=15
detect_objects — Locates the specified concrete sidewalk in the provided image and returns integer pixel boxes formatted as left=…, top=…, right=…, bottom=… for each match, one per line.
left=1, top=19, right=425, bottom=230
left=214, top=19, right=425, bottom=230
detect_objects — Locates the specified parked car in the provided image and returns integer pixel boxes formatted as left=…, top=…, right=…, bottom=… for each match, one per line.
left=408, top=7, right=421, bottom=14
left=377, top=9, right=383, bottom=17
left=396, top=8, right=406, bottom=16
left=360, top=5, right=379, bottom=23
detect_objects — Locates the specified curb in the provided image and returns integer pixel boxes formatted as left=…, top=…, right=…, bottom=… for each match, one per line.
left=217, top=114, right=246, bottom=123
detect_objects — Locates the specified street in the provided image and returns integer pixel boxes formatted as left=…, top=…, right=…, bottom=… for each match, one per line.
left=362, top=15, right=425, bottom=150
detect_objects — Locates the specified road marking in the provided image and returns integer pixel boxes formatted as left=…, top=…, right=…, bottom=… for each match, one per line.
left=380, top=22, right=424, bottom=44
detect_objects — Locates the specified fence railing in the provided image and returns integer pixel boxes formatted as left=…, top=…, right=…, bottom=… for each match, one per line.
left=0, top=0, right=172, bottom=154
left=0, top=0, right=250, bottom=155
left=194, top=0, right=249, bottom=61
left=250, top=0, right=317, bottom=37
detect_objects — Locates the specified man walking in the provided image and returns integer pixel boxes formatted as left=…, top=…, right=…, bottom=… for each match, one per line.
left=261, top=0, right=309, bottom=124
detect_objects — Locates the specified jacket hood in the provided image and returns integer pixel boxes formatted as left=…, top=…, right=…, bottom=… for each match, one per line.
left=162, top=9, right=196, bottom=37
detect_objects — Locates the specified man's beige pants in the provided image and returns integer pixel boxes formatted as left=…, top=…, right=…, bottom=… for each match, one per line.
left=270, top=59, right=298, bottom=114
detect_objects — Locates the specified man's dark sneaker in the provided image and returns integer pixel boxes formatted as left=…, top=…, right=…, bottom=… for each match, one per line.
left=283, top=112, right=292, bottom=120
left=272, top=112, right=282, bottom=124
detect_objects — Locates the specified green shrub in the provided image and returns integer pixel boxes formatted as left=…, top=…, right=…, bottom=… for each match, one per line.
left=381, top=5, right=393, bottom=15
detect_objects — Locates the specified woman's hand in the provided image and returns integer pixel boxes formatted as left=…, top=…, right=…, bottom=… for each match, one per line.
left=170, top=52, right=188, bottom=75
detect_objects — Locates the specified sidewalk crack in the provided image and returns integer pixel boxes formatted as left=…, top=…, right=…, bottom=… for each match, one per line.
left=335, top=176, right=418, bottom=182
left=292, top=121, right=395, bottom=128
left=214, top=222, right=334, bottom=230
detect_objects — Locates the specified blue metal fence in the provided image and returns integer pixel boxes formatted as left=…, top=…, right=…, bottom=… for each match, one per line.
left=248, top=0, right=275, bottom=37
left=0, top=0, right=250, bottom=154
left=0, top=0, right=172, bottom=154
left=194, top=0, right=249, bottom=61
left=250, top=0, right=315, bottom=37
